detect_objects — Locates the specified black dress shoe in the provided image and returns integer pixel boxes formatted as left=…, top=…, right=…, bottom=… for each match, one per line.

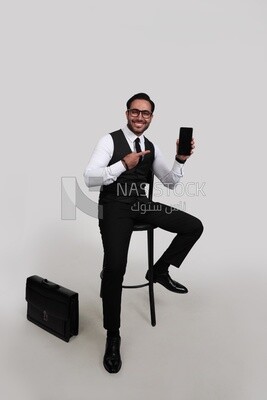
left=146, top=271, right=188, bottom=294
left=103, top=336, right=122, bottom=373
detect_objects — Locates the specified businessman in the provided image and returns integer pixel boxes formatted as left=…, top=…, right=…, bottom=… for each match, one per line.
left=84, top=93, right=203, bottom=373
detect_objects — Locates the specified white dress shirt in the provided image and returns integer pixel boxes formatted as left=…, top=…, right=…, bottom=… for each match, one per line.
left=84, top=125, right=184, bottom=190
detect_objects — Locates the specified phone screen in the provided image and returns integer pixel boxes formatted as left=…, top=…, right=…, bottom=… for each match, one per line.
left=177, top=127, right=193, bottom=156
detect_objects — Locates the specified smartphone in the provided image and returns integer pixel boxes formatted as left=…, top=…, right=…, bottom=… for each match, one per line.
left=177, top=127, right=193, bottom=156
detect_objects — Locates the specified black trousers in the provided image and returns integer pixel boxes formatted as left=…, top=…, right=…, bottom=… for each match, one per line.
left=99, top=199, right=203, bottom=330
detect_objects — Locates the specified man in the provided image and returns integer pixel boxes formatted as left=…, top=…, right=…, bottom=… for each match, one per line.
left=84, top=93, right=203, bottom=373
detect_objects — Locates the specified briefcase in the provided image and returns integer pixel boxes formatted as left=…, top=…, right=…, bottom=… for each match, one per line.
left=26, top=275, right=79, bottom=342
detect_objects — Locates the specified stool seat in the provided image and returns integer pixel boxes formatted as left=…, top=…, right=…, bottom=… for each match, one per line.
left=133, top=223, right=156, bottom=231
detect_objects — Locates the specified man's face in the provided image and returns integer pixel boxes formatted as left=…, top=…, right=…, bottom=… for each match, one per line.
left=126, top=99, right=153, bottom=136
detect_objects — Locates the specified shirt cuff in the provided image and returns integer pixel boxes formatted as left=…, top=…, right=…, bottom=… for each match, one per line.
left=108, top=160, right=126, bottom=178
left=172, top=159, right=184, bottom=175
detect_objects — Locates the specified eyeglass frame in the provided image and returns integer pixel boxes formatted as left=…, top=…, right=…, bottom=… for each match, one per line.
left=127, top=108, right=153, bottom=119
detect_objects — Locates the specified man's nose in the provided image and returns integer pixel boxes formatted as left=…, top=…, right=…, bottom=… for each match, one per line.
left=137, top=112, right=145, bottom=120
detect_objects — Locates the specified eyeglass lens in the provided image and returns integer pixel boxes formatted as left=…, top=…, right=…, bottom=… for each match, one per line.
left=128, top=109, right=151, bottom=118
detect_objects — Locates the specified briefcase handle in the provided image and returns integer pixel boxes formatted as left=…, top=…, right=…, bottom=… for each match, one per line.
left=42, top=279, right=60, bottom=290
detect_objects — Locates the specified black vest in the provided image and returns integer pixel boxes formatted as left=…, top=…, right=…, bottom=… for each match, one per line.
left=99, top=129, right=155, bottom=204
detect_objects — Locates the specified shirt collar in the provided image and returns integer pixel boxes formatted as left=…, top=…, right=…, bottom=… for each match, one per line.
left=122, top=125, right=145, bottom=145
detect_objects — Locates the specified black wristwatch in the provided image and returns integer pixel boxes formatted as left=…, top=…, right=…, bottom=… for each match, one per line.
left=121, top=158, right=129, bottom=170
left=175, top=155, right=186, bottom=164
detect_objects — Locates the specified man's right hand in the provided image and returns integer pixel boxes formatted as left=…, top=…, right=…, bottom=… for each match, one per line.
left=122, top=150, right=150, bottom=170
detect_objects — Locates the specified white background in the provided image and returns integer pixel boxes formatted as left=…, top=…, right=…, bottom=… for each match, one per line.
left=1, top=1, right=267, bottom=399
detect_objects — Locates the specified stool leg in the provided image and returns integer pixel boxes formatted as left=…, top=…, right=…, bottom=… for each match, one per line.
left=147, top=228, right=156, bottom=326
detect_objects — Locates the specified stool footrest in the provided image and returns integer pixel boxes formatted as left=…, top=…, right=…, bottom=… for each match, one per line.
left=122, top=282, right=149, bottom=289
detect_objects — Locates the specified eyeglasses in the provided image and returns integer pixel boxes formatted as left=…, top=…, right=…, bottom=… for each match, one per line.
left=127, top=109, right=152, bottom=119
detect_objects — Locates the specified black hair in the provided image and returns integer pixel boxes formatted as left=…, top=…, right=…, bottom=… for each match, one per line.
left=126, top=93, right=155, bottom=114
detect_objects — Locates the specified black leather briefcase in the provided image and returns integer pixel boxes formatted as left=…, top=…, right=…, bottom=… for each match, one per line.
left=26, top=275, right=79, bottom=342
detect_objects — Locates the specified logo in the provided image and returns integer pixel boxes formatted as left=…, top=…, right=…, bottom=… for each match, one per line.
left=43, top=310, right=48, bottom=322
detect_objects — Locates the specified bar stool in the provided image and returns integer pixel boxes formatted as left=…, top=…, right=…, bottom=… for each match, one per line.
left=100, top=172, right=157, bottom=326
